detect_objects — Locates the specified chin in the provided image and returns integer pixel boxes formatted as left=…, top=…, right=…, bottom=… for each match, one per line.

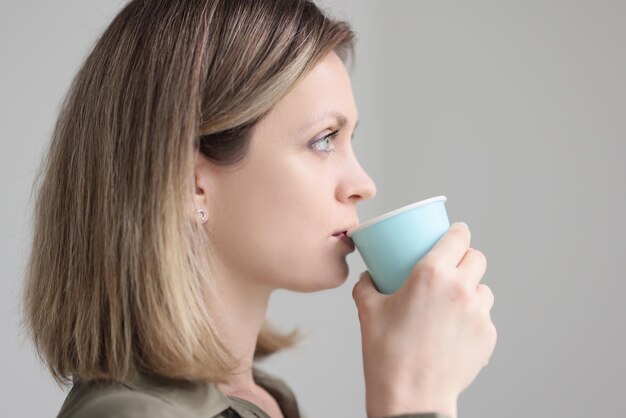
left=289, top=265, right=350, bottom=293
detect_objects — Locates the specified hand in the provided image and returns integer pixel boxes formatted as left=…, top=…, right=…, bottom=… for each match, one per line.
left=352, top=222, right=497, bottom=418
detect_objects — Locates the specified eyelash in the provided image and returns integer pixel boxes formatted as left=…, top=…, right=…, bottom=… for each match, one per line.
left=311, top=130, right=340, bottom=155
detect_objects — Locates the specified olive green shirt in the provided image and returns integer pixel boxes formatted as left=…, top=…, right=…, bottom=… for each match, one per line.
left=56, top=367, right=451, bottom=418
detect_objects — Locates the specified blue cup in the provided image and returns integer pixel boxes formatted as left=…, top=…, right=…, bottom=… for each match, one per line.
left=347, top=196, right=450, bottom=294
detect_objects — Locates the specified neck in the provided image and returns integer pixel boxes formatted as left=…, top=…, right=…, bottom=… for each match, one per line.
left=211, top=266, right=274, bottom=395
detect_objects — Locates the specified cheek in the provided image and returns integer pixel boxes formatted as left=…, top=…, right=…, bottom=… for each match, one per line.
left=245, top=156, right=331, bottom=235
left=208, top=162, right=309, bottom=254
left=246, top=172, right=327, bottom=252
left=209, top=159, right=345, bottom=287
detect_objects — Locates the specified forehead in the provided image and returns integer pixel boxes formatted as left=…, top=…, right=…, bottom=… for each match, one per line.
left=262, top=52, right=358, bottom=134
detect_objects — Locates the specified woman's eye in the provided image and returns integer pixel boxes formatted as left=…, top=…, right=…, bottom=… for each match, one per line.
left=311, top=130, right=339, bottom=154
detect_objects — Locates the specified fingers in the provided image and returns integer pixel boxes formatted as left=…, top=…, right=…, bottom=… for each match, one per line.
left=352, top=271, right=385, bottom=311
left=422, top=222, right=471, bottom=269
left=352, top=271, right=376, bottom=302
left=457, top=247, right=490, bottom=313
left=457, top=247, right=487, bottom=288
left=476, top=283, right=494, bottom=311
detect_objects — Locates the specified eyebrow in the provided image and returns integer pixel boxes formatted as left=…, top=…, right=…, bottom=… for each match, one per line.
left=302, top=111, right=359, bottom=139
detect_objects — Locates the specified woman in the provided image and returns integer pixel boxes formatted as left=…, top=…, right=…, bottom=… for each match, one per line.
left=23, top=1, right=496, bottom=417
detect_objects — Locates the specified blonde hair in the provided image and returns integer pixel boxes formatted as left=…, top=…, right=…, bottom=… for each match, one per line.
left=23, top=0, right=355, bottom=386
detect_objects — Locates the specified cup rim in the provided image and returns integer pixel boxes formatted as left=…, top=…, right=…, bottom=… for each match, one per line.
left=347, top=195, right=447, bottom=237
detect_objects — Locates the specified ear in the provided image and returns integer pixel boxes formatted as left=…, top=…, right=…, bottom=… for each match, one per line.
left=193, top=152, right=214, bottom=221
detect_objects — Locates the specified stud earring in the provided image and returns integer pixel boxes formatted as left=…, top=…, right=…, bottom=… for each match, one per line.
left=197, top=207, right=207, bottom=224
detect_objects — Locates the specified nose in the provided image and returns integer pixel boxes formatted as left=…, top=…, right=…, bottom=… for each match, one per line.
left=336, top=156, right=377, bottom=204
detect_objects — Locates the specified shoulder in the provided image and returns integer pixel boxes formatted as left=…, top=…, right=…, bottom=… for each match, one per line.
left=57, top=375, right=233, bottom=418
left=58, top=387, right=182, bottom=418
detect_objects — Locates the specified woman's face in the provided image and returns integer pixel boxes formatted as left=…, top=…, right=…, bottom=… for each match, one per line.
left=197, top=51, right=377, bottom=292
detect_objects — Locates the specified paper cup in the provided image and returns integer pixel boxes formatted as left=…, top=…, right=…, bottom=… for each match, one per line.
left=347, top=196, right=450, bottom=294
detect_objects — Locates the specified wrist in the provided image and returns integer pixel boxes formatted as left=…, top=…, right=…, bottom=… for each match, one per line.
left=365, top=387, right=458, bottom=418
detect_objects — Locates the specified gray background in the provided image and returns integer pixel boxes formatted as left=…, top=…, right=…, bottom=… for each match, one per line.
left=1, top=1, right=624, bottom=417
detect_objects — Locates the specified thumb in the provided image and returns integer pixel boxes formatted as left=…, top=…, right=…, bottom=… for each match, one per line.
left=352, top=271, right=382, bottom=308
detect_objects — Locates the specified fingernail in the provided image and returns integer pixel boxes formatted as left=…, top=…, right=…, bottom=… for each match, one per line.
left=456, top=222, right=468, bottom=229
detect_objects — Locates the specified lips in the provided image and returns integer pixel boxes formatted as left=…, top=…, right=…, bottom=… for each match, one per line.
left=333, top=231, right=355, bottom=250
left=333, top=223, right=359, bottom=237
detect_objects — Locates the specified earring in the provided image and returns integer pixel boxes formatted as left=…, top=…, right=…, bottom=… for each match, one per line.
left=197, top=207, right=207, bottom=224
